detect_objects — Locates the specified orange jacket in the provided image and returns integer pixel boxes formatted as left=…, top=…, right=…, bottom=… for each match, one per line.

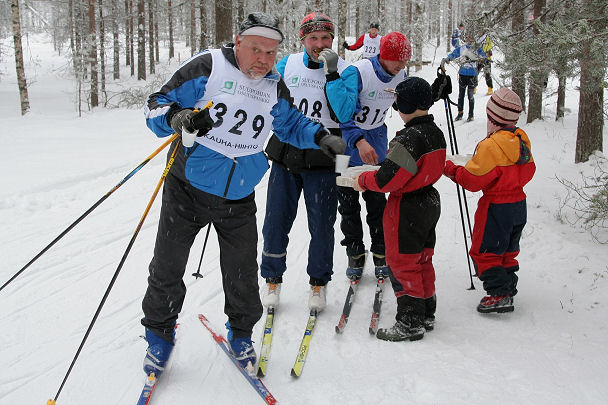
left=445, top=127, right=535, bottom=203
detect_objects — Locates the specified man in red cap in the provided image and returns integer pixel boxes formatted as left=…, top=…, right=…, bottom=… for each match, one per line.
left=261, top=11, right=358, bottom=314
left=337, top=32, right=412, bottom=283
left=343, top=21, right=383, bottom=59
left=444, top=88, right=535, bottom=314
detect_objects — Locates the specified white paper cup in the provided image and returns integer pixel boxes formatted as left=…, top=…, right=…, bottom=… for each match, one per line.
left=181, top=128, right=198, bottom=147
left=335, top=154, right=350, bottom=173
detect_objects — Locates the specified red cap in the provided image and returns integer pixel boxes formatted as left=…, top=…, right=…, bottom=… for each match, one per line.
left=299, top=12, right=335, bottom=40
left=379, top=32, right=411, bottom=62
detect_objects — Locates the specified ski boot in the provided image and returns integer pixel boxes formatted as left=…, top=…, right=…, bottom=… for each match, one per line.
left=262, top=276, right=282, bottom=308
left=345, top=253, right=365, bottom=281
left=372, top=253, right=390, bottom=279
left=308, top=284, right=327, bottom=313
left=143, top=328, right=175, bottom=378
left=477, top=295, right=514, bottom=313
left=226, top=322, right=257, bottom=373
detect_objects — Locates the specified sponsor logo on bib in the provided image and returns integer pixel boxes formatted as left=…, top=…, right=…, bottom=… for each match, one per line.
left=288, top=76, right=300, bottom=87
left=221, top=80, right=237, bottom=95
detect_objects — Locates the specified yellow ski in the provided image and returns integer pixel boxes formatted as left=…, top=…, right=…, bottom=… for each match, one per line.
left=290, top=310, right=318, bottom=378
left=256, top=307, right=275, bottom=377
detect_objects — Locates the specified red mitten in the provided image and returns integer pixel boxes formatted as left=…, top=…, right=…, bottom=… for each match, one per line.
left=444, top=160, right=458, bottom=181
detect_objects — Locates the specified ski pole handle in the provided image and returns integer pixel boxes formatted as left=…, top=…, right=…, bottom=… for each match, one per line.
left=181, top=101, right=213, bottom=147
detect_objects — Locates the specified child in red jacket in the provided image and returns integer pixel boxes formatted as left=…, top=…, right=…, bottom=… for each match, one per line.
left=444, top=87, right=535, bottom=313
left=354, top=77, right=446, bottom=341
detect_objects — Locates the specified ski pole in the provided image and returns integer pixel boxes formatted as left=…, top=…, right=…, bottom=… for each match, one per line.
left=1, top=134, right=178, bottom=294
left=48, top=101, right=213, bottom=404
left=47, top=138, right=182, bottom=405
left=445, top=97, right=474, bottom=239
left=192, top=142, right=234, bottom=280
left=192, top=223, right=211, bottom=279
left=442, top=95, right=475, bottom=290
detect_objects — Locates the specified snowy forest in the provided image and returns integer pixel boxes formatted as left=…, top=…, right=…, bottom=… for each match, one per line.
left=2, top=0, right=606, bottom=163
left=2, top=1, right=608, bottom=404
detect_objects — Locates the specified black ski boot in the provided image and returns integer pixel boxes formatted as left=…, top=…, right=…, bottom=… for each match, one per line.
left=377, top=296, right=425, bottom=342
left=423, top=295, right=436, bottom=331
left=455, top=111, right=464, bottom=121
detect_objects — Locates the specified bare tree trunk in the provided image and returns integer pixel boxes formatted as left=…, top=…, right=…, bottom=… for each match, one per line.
left=190, top=0, right=196, bottom=55
left=148, top=0, right=154, bottom=74
left=215, top=0, right=232, bottom=46
left=137, top=0, right=145, bottom=80
left=98, top=0, right=106, bottom=104
left=154, top=0, right=159, bottom=63
left=446, top=0, right=452, bottom=53
left=11, top=0, right=29, bottom=115
left=129, top=0, right=134, bottom=76
left=355, top=0, right=360, bottom=37
left=69, top=0, right=79, bottom=75
left=338, top=0, right=347, bottom=58
left=112, top=0, right=120, bottom=79
left=413, top=0, right=423, bottom=71
left=88, top=0, right=99, bottom=107
left=511, top=0, right=526, bottom=112
left=236, top=0, right=244, bottom=28
left=199, top=0, right=207, bottom=51
left=526, top=0, right=546, bottom=123
left=575, top=0, right=605, bottom=163
left=124, top=0, right=130, bottom=67
left=556, top=74, right=566, bottom=120
left=168, top=0, right=174, bottom=59
left=75, top=0, right=86, bottom=115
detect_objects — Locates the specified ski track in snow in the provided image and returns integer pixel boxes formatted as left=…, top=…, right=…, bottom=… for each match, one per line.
left=1, top=36, right=607, bottom=404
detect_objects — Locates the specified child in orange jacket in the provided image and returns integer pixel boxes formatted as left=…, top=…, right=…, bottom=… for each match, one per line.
left=444, top=88, right=536, bottom=313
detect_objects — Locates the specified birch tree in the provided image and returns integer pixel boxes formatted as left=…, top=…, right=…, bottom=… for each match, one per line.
left=10, top=0, right=29, bottom=115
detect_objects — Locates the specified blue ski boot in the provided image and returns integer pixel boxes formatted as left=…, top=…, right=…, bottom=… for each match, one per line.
left=346, top=253, right=366, bottom=280
left=372, top=253, right=390, bottom=279
left=143, top=328, right=174, bottom=378
left=225, top=322, right=257, bottom=372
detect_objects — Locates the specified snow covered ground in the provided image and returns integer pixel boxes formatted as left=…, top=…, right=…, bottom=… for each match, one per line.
left=1, top=35, right=607, bottom=405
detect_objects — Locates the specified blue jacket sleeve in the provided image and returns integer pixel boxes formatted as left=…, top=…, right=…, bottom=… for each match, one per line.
left=270, top=79, right=321, bottom=149
left=144, top=52, right=212, bottom=137
left=275, top=55, right=289, bottom=78
left=340, top=67, right=365, bottom=148
left=447, top=47, right=461, bottom=61
left=325, top=65, right=359, bottom=123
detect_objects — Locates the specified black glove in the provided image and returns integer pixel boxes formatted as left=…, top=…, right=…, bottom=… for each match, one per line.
left=315, top=129, right=346, bottom=160
left=170, top=108, right=195, bottom=136
left=342, top=41, right=349, bottom=49
left=190, top=107, right=214, bottom=135
left=431, top=68, right=452, bottom=102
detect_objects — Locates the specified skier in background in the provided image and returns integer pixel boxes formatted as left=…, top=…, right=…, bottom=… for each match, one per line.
left=451, top=22, right=465, bottom=48
left=343, top=22, right=383, bottom=59
left=442, top=34, right=487, bottom=122
left=475, top=31, right=494, bottom=95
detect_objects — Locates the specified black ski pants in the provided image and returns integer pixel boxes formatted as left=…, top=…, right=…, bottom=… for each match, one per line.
left=141, top=173, right=262, bottom=342
left=457, top=74, right=476, bottom=117
left=337, top=185, right=386, bottom=257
